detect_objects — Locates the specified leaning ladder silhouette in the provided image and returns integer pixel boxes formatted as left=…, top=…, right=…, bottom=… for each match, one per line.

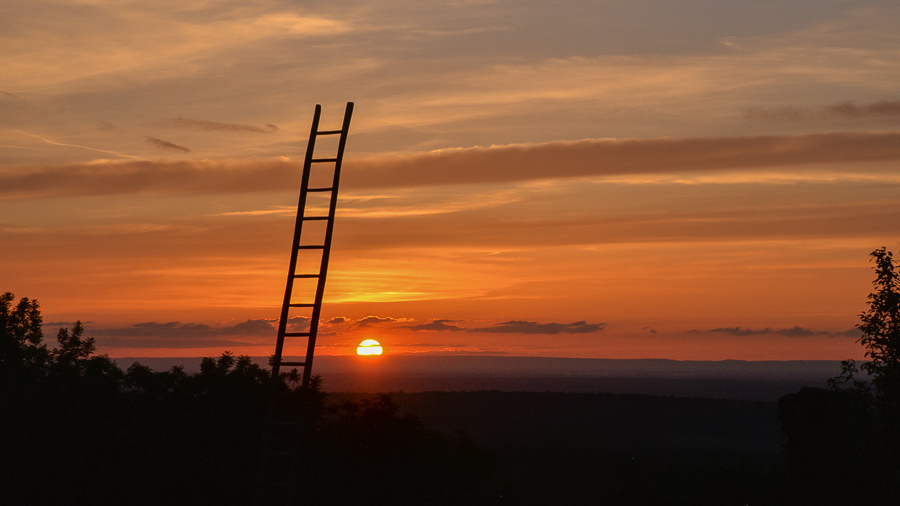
left=255, top=102, right=353, bottom=506
left=273, top=101, right=353, bottom=387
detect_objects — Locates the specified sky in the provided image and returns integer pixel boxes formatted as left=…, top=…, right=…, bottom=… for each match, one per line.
left=2, top=0, right=899, bottom=360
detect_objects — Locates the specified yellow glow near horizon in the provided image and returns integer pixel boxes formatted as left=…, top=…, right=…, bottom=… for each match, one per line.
left=357, top=339, right=383, bottom=356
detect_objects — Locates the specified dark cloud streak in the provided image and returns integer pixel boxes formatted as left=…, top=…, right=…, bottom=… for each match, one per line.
left=145, top=137, right=191, bottom=153
left=92, top=318, right=280, bottom=339
left=702, top=326, right=834, bottom=337
left=404, top=319, right=466, bottom=332
left=352, top=315, right=399, bottom=328
left=746, top=100, right=900, bottom=121
left=164, top=117, right=279, bottom=134
left=468, top=320, right=603, bottom=335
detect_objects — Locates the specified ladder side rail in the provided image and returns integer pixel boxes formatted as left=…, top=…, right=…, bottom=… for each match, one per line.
left=302, top=102, right=354, bottom=388
left=272, top=104, right=322, bottom=380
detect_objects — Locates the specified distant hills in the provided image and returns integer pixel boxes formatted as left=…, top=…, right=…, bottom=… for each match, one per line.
left=113, top=355, right=841, bottom=401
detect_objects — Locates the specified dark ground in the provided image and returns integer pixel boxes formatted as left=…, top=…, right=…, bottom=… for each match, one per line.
left=327, top=390, right=786, bottom=505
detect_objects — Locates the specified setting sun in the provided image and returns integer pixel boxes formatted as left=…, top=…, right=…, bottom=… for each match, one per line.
left=356, top=339, right=383, bottom=356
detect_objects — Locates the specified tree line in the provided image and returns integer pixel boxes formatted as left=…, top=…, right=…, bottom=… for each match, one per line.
left=0, top=292, right=487, bottom=505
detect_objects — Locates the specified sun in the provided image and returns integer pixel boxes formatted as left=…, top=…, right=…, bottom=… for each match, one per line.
left=356, top=339, right=383, bottom=356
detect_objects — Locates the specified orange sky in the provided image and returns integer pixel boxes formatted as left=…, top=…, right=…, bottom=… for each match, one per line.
left=2, top=0, right=899, bottom=360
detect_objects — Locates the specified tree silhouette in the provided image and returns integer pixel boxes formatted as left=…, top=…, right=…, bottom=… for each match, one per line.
left=831, top=248, right=900, bottom=409
left=54, top=321, right=95, bottom=361
left=0, top=292, right=49, bottom=379
left=781, top=248, right=900, bottom=503
left=858, top=248, right=900, bottom=404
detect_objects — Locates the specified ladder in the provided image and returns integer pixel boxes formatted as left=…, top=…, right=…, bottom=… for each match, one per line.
left=271, top=101, right=353, bottom=388
left=255, top=102, right=353, bottom=506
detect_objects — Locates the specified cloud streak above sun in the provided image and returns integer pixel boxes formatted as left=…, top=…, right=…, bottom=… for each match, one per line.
left=3, top=131, right=900, bottom=199
left=163, top=117, right=279, bottom=134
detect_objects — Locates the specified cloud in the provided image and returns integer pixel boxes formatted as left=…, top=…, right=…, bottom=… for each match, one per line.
left=12, top=131, right=144, bottom=161
left=97, top=120, right=117, bottom=131
left=286, top=316, right=310, bottom=331
left=4, top=131, right=900, bottom=199
left=352, top=315, right=401, bottom=328
left=347, top=132, right=900, bottom=189
left=743, top=107, right=806, bottom=121
left=468, top=320, right=603, bottom=334
left=98, top=336, right=254, bottom=349
left=164, top=117, right=279, bottom=134
left=93, top=319, right=278, bottom=338
left=43, top=321, right=86, bottom=329
left=229, top=318, right=278, bottom=335
left=404, top=319, right=466, bottom=332
left=400, top=318, right=605, bottom=334
left=0, top=158, right=295, bottom=199
left=1, top=91, right=16, bottom=98
left=704, top=326, right=828, bottom=337
left=145, top=137, right=191, bottom=153
left=825, top=100, right=900, bottom=118
left=745, top=100, right=900, bottom=121
left=83, top=317, right=320, bottom=348
left=326, top=316, right=348, bottom=324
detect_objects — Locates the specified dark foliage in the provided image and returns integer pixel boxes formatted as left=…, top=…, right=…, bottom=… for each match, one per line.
left=779, top=249, right=900, bottom=504
left=14, top=288, right=894, bottom=505
left=1, top=292, right=487, bottom=505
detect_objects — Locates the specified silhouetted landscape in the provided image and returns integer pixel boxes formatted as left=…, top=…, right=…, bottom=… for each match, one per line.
left=118, top=355, right=839, bottom=401
left=3, top=248, right=900, bottom=506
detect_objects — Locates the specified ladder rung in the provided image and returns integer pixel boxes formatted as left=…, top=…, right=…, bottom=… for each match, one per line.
left=280, top=361, right=306, bottom=367
left=317, top=129, right=343, bottom=135
left=297, top=245, right=324, bottom=249
left=307, top=187, right=333, bottom=192
left=288, top=303, right=315, bottom=307
left=282, top=332, right=311, bottom=337
left=303, top=216, right=329, bottom=221
left=292, top=274, right=320, bottom=278
left=311, top=158, right=338, bottom=163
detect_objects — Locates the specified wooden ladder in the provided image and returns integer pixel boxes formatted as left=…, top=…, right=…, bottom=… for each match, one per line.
left=254, top=102, right=353, bottom=506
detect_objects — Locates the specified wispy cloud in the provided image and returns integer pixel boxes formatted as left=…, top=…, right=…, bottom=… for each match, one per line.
left=468, top=320, right=603, bottom=334
left=400, top=318, right=604, bottom=334
left=5, top=131, right=900, bottom=199
left=701, top=326, right=835, bottom=337
left=94, top=319, right=272, bottom=338
left=13, top=131, right=144, bottom=160
left=745, top=100, right=900, bottom=122
left=826, top=100, right=900, bottom=118
left=347, top=132, right=900, bottom=189
left=145, top=137, right=191, bottom=153
left=88, top=318, right=288, bottom=348
left=164, top=117, right=279, bottom=134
